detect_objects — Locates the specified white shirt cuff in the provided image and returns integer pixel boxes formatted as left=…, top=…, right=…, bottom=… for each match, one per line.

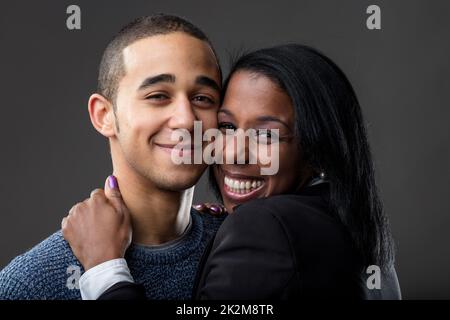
left=79, top=258, right=134, bottom=300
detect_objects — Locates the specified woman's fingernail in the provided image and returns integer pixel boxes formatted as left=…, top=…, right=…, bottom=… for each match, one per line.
left=193, top=204, right=205, bottom=210
left=108, top=175, right=118, bottom=189
left=209, top=205, right=220, bottom=214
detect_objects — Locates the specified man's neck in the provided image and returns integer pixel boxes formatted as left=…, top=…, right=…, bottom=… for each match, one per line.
left=113, top=169, right=193, bottom=246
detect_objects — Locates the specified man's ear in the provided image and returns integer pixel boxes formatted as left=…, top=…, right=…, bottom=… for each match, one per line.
left=88, top=93, right=116, bottom=138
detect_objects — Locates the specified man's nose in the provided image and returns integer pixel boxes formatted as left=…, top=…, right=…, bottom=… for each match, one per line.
left=167, top=97, right=196, bottom=132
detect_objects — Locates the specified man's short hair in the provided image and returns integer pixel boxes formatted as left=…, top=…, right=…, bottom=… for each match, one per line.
left=97, top=14, right=221, bottom=104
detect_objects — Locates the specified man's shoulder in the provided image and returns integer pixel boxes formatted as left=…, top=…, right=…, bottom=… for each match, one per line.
left=0, top=230, right=82, bottom=300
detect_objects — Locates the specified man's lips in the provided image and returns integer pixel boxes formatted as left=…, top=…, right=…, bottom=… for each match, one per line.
left=154, top=142, right=202, bottom=155
left=155, top=143, right=194, bottom=149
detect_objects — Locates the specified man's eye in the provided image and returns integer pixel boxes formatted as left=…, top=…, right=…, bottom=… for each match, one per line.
left=192, top=95, right=215, bottom=105
left=218, top=123, right=236, bottom=133
left=146, top=94, right=169, bottom=101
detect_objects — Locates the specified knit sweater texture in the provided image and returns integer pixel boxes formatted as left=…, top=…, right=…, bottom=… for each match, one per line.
left=0, top=209, right=224, bottom=300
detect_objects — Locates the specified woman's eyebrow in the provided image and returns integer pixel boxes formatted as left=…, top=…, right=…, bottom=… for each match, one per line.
left=255, top=115, right=290, bottom=129
left=219, top=110, right=290, bottom=129
left=218, top=109, right=234, bottom=117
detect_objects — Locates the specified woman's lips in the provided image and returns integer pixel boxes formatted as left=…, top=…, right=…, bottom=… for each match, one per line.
left=222, top=174, right=265, bottom=202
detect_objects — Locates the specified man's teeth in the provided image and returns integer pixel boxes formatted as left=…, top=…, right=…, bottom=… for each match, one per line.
left=224, top=176, right=263, bottom=193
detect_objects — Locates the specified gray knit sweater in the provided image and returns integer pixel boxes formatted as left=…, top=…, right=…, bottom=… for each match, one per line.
left=0, top=209, right=224, bottom=300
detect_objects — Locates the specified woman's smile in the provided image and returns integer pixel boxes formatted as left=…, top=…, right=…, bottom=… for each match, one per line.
left=220, top=168, right=266, bottom=202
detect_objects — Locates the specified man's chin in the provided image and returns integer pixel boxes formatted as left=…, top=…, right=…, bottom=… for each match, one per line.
left=151, top=164, right=206, bottom=191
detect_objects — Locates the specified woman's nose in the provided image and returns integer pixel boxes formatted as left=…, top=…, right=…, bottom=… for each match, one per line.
left=223, top=129, right=252, bottom=165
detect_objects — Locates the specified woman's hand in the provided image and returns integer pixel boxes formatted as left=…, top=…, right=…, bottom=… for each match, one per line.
left=193, top=203, right=227, bottom=216
left=61, top=175, right=132, bottom=271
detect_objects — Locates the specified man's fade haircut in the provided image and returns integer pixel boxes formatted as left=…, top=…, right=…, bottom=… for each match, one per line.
left=97, top=14, right=222, bottom=105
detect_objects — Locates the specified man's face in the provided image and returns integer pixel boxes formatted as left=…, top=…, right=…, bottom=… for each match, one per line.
left=111, top=32, right=221, bottom=191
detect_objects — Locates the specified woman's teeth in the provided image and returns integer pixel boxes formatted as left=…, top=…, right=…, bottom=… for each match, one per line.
left=224, top=176, right=263, bottom=194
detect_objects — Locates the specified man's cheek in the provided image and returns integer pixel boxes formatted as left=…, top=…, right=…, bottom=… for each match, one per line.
left=197, top=110, right=218, bottom=129
left=201, top=119, right=218, bottom=131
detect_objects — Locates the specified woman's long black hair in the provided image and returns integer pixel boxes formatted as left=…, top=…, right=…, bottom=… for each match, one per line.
left=210, top=44, right=394, bottom=270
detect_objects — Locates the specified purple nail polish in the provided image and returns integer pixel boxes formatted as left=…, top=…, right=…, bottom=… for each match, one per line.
left=210, top=205, right=220, bottom=214
left=108, top=175, right=118, bottom=189
left=193, top=204, right=205, bottom=210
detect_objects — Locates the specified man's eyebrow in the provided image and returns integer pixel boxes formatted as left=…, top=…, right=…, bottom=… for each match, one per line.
left=138, top=74, right=175, bottom=91
left=195, top=76, right=221, bottom=92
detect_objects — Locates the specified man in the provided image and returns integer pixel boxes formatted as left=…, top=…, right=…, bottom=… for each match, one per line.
left=0, top=14, right=225, bottom=300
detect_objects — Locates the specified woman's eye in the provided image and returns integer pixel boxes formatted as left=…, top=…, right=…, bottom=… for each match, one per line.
left=256, top=129, right=279, bottom=143
left=218, top=123, right=236, bottom=133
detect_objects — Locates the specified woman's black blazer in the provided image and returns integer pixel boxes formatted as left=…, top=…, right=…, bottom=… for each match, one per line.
left=193, top=182, right=401, bottom=299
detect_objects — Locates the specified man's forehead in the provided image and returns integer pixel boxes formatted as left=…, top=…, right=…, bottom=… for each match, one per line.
left=122, top=33, right=218, bottom=72
left=120, top=39, right=219, bottom=88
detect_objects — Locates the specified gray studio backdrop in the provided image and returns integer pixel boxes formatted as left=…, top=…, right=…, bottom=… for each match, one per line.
left=0, top=0, right=449, bottom=299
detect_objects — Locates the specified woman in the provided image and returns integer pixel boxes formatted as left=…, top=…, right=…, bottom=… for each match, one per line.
left=64, top=44, right=401, bottom=299
left=193, top=44, right=401, bottom=299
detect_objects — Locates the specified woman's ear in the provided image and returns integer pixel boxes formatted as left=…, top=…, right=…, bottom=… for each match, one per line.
left=88, top=93, right=116, bottom=138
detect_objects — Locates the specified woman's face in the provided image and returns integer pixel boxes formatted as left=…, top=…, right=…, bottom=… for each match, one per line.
left=214, top=71, right=311, bottom=213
